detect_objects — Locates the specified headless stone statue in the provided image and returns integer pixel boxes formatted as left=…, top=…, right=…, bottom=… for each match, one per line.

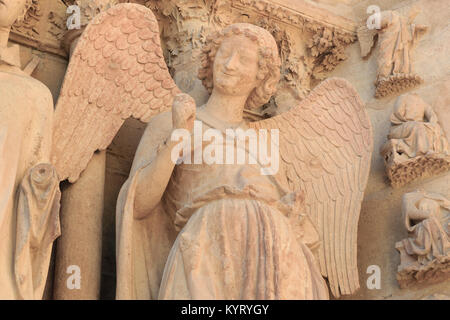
left=0, top=0, right=60, bottom=299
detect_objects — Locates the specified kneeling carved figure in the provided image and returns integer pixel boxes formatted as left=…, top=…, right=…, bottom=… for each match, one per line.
left=396, top=190, right=450, bottom=288
left=381, top=93, right=449, bottom=187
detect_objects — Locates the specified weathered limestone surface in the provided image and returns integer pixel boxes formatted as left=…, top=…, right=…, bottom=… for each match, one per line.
left=380, top=93, right=449, bottom=188
left=53, top=151, right=105, bottom=300
left=328, top=0, right=450, bottom=300
left=395, top=191, right=449, bottom=289
left=52, top=0, right=117, bottom=300
left=0, top=0, right=61, bottom=300
left=114, top=18, right=372, bottom=299
left=3, top=0, right=449, bottom=300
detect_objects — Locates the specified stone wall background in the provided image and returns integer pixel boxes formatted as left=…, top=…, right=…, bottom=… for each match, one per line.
left=9, top=0, right=449, bottom=299
left=327, top=0, right=450, bottom=299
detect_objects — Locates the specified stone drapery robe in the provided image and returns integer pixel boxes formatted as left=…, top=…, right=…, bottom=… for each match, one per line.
left=378, top=11, right=421, bottom=80
left=387, top=101, right=448, bottom=159
left=0, top=49, right=60, bottom=299
left=116, top=113, right=328, bottom=300
left=400, top=193, right=450, bottom=265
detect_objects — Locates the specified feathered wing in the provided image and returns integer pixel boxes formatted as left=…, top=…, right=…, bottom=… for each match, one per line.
left=52, top=3, right=180, bottom=182
left=249, top=78, right=373, bottom=298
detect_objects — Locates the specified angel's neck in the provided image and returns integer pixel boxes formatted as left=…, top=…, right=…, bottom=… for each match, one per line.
left=0, top=27, right=11, bottom=50
left=204, top=90, right=246, bottom=124
left=0, top=26, right=21, bottom=70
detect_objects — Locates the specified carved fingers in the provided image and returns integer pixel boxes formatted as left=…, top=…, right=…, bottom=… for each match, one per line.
left=172, top=93, right=196, bottom=132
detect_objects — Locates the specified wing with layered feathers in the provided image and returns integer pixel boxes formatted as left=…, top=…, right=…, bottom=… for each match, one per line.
left=249, top=77, right=373, bottom=298
left=52, top=3, right=181, bottom=182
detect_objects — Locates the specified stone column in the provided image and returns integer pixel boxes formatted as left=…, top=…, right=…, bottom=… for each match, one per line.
left=53, top=0, right=117, bottom=300
left=53, top=152, right=106, bottom=300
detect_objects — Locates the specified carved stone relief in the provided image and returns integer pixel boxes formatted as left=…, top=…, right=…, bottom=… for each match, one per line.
left=125, top=0, right=356, bottom=117
left=76, top=4, right=376, bottom=300
left=380, top=93, right=450, bottom=188
left=2, top=0, right=447, bottom=302
left=10, top=0, right=41, bottom=40
left=0, top=0, right=60, bottom=299
left=10, top=0, right=68, bottom=57
left=396, top=191, right=450, bottom=289
left=357, top=10, right=428, bottom=98
left=52, top=0, right=123, bottom=301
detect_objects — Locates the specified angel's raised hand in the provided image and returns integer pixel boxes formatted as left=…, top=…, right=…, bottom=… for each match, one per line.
left=172, top=93, right=196, bottom=132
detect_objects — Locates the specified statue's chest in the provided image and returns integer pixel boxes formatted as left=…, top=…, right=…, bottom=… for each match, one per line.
left=0, top=73, right=36, bottom=128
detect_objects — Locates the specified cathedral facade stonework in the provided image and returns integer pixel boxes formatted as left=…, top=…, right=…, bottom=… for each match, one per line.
left=0, top=0, right=449, bottom=300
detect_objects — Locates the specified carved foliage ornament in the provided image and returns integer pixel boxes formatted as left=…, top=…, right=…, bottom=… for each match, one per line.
left=10, top=0, right=68, bottom=57
left=11, top=0, right=40, bottom=39
left=134, top=0, right=356, bottom=112
left=232, top=0, right=356, bottom=80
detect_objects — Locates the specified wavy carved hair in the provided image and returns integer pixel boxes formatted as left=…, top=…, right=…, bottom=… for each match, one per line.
left=198, top=23, right=281, bottom=110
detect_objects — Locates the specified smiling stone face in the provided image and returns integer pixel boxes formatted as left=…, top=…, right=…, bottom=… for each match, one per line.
left=0, top=0, right=28, bottom=29
left=212, top=34, right=260, bottom=98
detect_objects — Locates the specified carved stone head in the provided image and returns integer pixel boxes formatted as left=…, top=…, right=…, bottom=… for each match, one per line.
left=390, top=93, right=428, bottom=124
left=0, top=0, right=32, bottom=28
left=198, top=23, right=281, bottom=110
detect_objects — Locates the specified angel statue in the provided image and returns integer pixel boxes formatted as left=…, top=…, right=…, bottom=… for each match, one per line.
left=0, top=1, right=181, bottom=299
left=83, top=4, right=376, bottom=300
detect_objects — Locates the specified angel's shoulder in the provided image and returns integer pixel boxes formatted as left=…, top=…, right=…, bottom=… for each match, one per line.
left=130, top=111, right=173, bottom=173
left=0, top=70, right=53, bottom=112
left=27, top=77, right=54, bottom=117
left=142, top=111, right=173, bottom=140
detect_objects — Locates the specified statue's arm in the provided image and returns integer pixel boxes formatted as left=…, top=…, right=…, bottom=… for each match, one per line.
left=29, top=83, right=54, bottom=164
left=133, top=94, right=195, bottom=220
left=133, top=137, right=180, bottom=219
left=402, top=192, right=430, bottom=222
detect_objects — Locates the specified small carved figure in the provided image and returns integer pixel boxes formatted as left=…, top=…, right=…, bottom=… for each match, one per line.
left=380, top=93, right=450, bottom=187
left=61, top=4, right=372, bottom=300
left=358, top=9, right=428, bottom=98
left=396, top=191, right=450, bottom=288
